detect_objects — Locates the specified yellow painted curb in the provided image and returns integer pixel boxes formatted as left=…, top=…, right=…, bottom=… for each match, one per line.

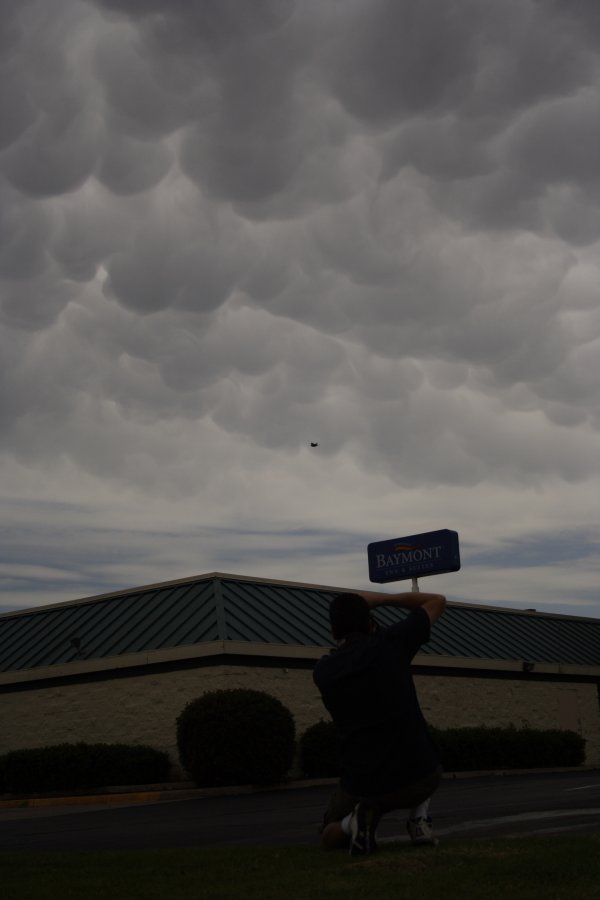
left=0, top=791, right=159, bottom=810
left=0, top=768, right=596, bottom=811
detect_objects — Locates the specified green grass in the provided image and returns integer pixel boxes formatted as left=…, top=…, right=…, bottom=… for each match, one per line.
left=2, top=838, right=600, bottom=900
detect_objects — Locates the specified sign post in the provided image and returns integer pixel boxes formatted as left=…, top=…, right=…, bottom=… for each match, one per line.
left=368, top=529, right=460, bottom=585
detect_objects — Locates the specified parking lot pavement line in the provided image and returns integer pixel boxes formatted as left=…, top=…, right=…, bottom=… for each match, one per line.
left=433, top=808, right=600, bottom=837
left=505, top=823, right=600, bottom=837
left=563, top=784, right=600, bottom=792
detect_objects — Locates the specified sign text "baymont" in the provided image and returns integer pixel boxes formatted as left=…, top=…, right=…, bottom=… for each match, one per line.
left=368, top=529, right=460, bottom=584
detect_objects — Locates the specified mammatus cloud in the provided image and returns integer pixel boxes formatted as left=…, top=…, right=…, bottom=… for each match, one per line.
left=0, top=0, right=599, bottom=616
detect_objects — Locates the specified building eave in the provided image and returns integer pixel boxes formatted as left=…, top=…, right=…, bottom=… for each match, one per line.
left=1, top=639, right=598, bottom=689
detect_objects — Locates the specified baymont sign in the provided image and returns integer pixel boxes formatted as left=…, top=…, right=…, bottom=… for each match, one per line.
left=368, top=529, right=460, bottom=584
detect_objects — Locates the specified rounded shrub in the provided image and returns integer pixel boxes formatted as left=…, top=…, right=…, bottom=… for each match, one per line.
left=299, top=720, right=339, bottom=777
left=176, top=689, right=296, bottom=787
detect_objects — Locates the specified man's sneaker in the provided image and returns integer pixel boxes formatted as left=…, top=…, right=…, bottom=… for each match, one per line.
left=407, top=816, right=439, bottom=847
left=348, top=802, right=378, bottom=856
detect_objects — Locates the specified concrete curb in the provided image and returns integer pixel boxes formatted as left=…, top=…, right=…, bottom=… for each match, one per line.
left=0, top=777, right=337, bottom=810
left=1, top=767, right=598, bottom=811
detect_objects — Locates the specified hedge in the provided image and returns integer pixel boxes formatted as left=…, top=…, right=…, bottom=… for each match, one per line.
left=0, top=742, right=171, bottom=795
left=430, top=726, right=586, bottom=771
left=298, top=722, right=586, bottom=777
left=176, top=688, right=296, bottom=787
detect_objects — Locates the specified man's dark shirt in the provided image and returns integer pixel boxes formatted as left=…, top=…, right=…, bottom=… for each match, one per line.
left=313, top=608, right=439, bottom=797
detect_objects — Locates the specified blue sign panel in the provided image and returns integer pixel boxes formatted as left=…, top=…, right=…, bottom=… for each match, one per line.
left=368, top=529, right=460, bottom=584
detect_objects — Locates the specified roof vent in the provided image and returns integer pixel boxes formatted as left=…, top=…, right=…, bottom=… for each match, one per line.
left=69, top=636, right=83, bottom=657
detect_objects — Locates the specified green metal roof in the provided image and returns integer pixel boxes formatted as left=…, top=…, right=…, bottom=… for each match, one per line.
left=0, top=572, right=599, bottom=674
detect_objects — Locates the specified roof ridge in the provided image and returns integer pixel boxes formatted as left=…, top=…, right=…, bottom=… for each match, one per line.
left=1, top=572, right=598, bottom=624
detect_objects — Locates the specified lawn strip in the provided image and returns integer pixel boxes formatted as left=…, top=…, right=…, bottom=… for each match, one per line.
left=1, top=838, right=599, bottom=900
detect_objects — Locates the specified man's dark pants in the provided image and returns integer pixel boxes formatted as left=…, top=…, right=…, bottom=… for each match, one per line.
left=323, top=767, right=442, bottom=827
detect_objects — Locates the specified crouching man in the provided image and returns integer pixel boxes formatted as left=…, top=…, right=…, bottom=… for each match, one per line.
left=313, top=588, right=446, bottom=855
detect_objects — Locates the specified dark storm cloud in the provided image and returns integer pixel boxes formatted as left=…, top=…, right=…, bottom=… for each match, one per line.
left=506, top=89, right=600, bottom=186
left=95, top=133, right=173, bottom=195
left=93, top=24, right=193, bottom=140
left=0, top=0, right=599, bottom=615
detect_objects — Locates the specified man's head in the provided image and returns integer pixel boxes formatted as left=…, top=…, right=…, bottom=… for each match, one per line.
left=329, top=592, right=371, bottom=641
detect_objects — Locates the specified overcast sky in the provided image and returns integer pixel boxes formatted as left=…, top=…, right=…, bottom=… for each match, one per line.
left=1, top=0, right=599, bottom=619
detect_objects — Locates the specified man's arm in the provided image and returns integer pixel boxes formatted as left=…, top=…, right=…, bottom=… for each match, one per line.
left=359, top=590, right=447, bottom=626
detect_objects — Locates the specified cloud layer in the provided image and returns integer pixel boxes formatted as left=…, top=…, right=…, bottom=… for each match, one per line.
left=1, top=0, right=599, bottom=616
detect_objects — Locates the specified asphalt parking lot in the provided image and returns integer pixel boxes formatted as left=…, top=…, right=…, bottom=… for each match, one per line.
left=1, top=770, right=599, bottom=851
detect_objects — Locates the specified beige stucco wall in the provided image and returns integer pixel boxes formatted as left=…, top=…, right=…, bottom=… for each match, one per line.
left=415, top=675, right=600, bottom=767
left=1, top=664, right=598, bottom=779
left=0, top=665, right=323, bottom=779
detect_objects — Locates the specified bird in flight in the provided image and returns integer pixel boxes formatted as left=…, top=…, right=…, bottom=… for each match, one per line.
left=310, top=442, right=319, bottom=447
